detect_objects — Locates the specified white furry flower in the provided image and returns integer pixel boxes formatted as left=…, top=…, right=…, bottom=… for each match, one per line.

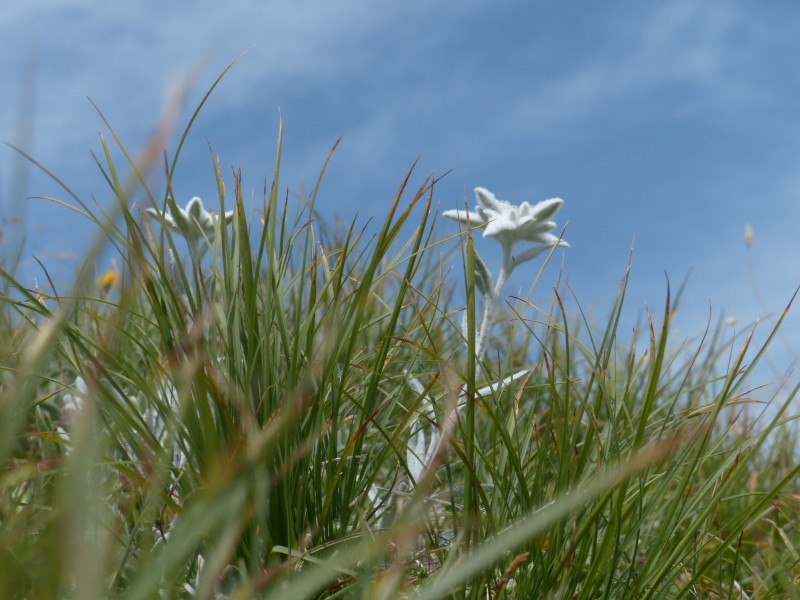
left=61, top=376, right=87, bottom=424
left=56, top=376, right=88, bottom=452
left=443, top=187, right=568, bottom=268
left=145, top=196, right=234, bottom=246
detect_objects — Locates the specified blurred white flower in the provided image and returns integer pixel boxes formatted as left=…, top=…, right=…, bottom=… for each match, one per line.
left=406, top=396, right=438, bottom=484
left=406, top=425, right=436, bottom=483
left=461, top=368, right=531, bottom=411
left=56, top=376, right=88, bottom=451
left=443, top=187, right=568, bottom=271
left=404, top=368, right=530, bottom=484
left=61, top=376, right=88, bottom=424
left=142, top=380, right=187, bottom=470
left=146, top=196, right=234, bottom=247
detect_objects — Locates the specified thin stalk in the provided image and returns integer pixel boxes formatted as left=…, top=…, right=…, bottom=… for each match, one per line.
left=464, top=230, right=478, bottom=548
left=474, top=248, right=511, bottom=366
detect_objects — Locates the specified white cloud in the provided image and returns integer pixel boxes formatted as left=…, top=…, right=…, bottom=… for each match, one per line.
left=500, top=2, right=766, bottom=137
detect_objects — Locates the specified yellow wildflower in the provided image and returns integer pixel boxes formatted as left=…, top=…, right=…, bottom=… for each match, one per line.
left=98, top=265, right=120, bottom=293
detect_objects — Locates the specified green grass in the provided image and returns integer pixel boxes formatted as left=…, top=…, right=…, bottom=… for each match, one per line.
left=1, top=70, right=800, bottom=599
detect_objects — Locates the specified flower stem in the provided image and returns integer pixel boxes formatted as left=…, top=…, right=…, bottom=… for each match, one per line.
left=474, top=294, right=494, bottom=366
left=474, top=250, right=511, bottom=367
left=464, top=234, right=478, bottom=547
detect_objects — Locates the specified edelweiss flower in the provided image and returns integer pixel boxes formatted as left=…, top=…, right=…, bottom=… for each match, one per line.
left=405, top=390, right=439, bottom=483
left=61, top=376, right=88, bottom=424
left=56, top=376, right=88, bottom=452
left=145, top=196, right=234, bottom=246
left=443, top=187, right=569, bottom=268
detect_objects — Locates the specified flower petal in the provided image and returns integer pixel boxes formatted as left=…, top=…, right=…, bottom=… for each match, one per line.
left=144, top=207, right=162, bottom=220
left=197, top=211, right=215, bottom=232
left=145, top=207, right=178, bottom=230
left=185, top=197, right=205, bottom=221
left=442, top=209, right=485, bottom=226
left=476, top=368, right=530, bottom=397
left=166, top=197, right=190, bottom=230
left=511, top=237, right=569, bottom=267
left=482, top=211, right=518, bottom=238
left=528, top=197, right=563, bottom=221
left=406, top=426, right=429, bottom=482
left=514, top=219, right=557, bottom=241
left=474, top=187, right=503, bottom=213
left=524, top=232, right=569, bottom=248
left=511, top=244, right=550, bottom=266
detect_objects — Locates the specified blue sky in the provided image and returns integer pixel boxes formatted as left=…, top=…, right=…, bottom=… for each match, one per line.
left=2, top=1, right=800, bottom=392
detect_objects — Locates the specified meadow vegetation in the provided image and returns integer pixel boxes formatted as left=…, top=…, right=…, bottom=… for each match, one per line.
left=1, top=69, right=799, bottom=599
